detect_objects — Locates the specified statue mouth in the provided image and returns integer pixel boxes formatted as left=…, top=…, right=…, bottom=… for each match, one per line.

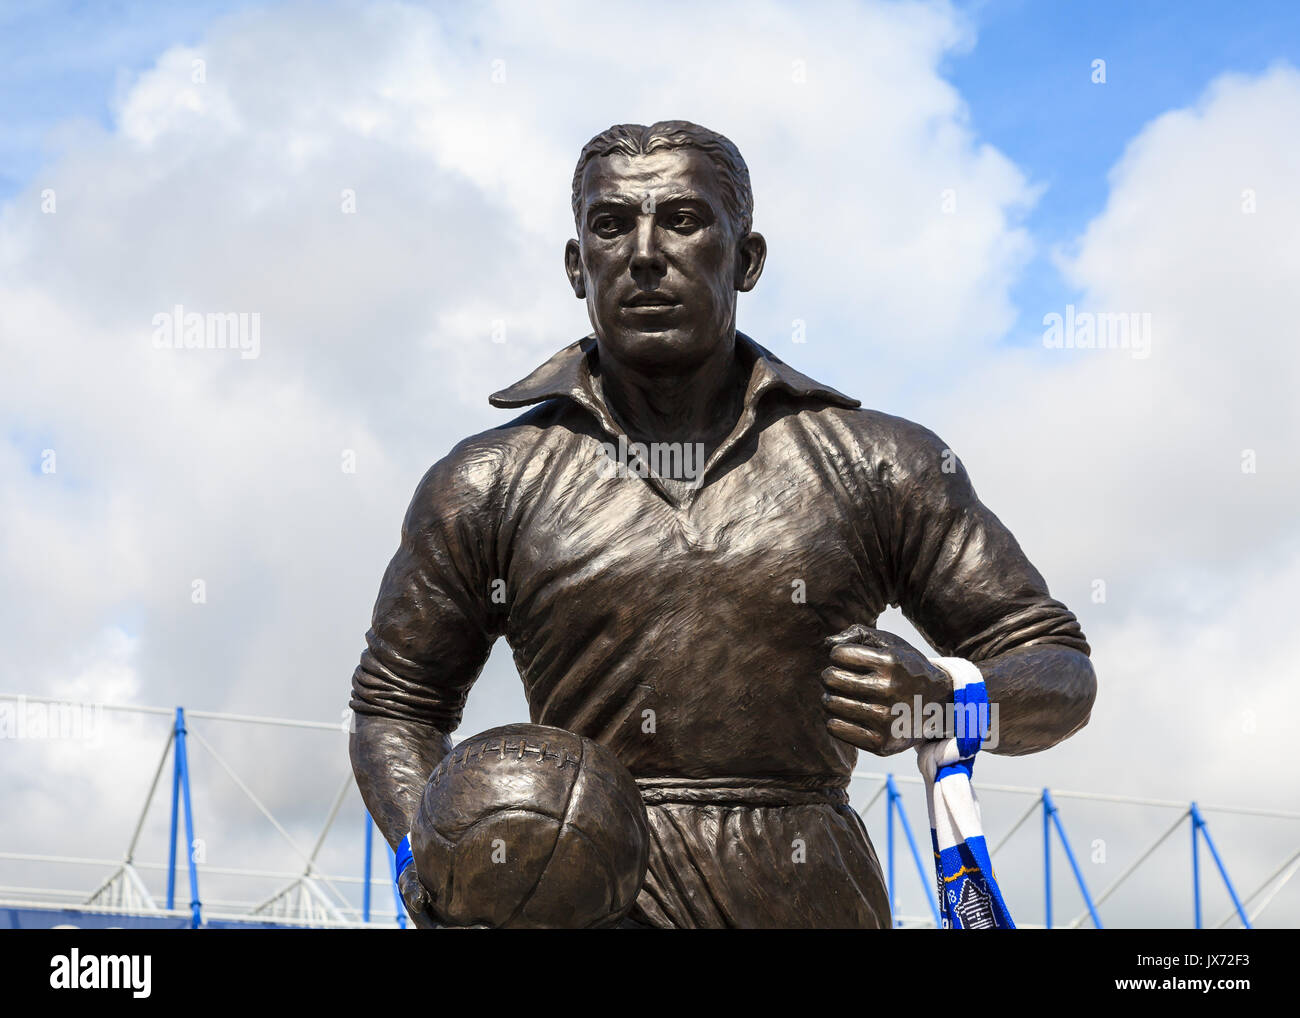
left=621, top=291, right=681, bottom=310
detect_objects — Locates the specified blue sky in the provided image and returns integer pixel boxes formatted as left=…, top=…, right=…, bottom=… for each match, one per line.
left=0, top=1, right=251, bottom=195
left=951, top=0, right=1300, bottom=232
left=946, top=0, right=1300, bottom=343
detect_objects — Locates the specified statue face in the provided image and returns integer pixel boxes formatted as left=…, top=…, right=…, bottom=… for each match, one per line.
left=566, top=147, right=764, bottom=373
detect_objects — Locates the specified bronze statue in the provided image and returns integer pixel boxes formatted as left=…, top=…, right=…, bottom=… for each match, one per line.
left=349, top=121, right=1097, bottom=928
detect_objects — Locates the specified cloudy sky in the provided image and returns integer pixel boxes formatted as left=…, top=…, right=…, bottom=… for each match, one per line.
left=2, top=0, right=1297, bottom=928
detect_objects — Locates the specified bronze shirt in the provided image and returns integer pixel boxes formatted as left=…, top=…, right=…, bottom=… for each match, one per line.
left=349, top=332, right=1089, bottom=785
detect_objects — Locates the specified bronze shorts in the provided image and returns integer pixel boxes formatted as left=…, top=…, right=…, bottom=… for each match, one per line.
left=627, top=778, right=891, bottom=929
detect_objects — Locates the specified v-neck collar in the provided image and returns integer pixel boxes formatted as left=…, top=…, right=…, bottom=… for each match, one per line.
left=489, top=331, right=860, bottom=503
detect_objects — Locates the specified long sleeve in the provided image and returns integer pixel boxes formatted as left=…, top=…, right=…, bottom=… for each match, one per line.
left=349, top=439, right=505, bottom=733
left=883, top=421, right=1090, bottom=663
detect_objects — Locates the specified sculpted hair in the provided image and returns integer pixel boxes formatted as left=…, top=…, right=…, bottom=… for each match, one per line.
left=570, top=120, right=754, bottom=237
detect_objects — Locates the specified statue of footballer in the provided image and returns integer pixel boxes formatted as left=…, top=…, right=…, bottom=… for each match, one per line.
left=349, top=121, right=1096, bottom=929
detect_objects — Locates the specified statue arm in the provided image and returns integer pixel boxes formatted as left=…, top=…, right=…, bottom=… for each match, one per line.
left=887, top=424, right=1096, bottom=756
left=348, top=444, right=502, bottom=852
left=964, top=643, right=1095, bottom=756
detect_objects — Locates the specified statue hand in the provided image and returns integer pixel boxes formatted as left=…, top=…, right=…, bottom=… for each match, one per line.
left=821, top=625, right=953, bottom=756
left=398, top=862, right=440, bottom=929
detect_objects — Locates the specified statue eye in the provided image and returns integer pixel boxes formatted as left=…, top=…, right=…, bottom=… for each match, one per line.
left=668, top=211, right=701, bottom=231
left=591, top=215, right=624, bottom=237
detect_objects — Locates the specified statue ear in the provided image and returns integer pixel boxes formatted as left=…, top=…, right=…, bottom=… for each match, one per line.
left=735, top=231, right=766, bottom=293
left=564, top=239, right=586, bottom=299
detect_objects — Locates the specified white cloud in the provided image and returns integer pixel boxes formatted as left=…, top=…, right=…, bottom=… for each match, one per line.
left=1, top=0, right=1028, bottom=720
left=904, top=63, right=1300, bottom=926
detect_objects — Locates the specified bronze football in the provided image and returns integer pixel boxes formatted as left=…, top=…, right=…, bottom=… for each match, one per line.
left=410, top=723, right=649, bottom=928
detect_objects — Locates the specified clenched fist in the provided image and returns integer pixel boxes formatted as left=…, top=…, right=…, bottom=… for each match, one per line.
left=821, top=624, right=954, bottom=756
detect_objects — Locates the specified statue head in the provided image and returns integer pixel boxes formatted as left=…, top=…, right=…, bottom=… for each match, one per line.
left=564, top=121, right=767, bottom=375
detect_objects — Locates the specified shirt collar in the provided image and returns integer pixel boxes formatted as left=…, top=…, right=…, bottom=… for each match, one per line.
left=488, top=331, right=860, bottom=419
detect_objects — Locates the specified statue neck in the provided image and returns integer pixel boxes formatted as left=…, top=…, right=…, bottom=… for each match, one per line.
left=595, top=333, right=748, bottom=455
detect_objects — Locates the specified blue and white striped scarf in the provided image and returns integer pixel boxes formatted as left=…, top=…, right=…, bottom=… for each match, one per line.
left=917, top=658, right=1014, bottom=929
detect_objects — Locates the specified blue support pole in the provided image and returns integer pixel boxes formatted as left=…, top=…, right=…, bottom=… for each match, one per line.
left=363, top=811, right=374, bottom=924
left=1191, top=804, right=1251, bottom=930
left=1044, top=788, right=1102, bottom=929
left=173, top=708, right=202, bottom=928
left=165, top=722, right=181, bottom=911
left=887, top=775, right=941, bottom=928
left=886, top=777, right=896, bottom=926
left=1192, top=802, right=1202, bottom=929
left=1043, top=789, right=1051, bottom=929
left=388, top=843, right=407, bottom=929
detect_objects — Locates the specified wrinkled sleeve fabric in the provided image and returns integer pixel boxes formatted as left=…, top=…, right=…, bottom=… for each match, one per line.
left=349, top=440, right=504, bottom=732
left=883, top=420, right=1090, bottom=663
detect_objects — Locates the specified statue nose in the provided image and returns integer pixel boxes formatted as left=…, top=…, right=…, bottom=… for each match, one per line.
left=630, top=218, right=666, bottom=276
